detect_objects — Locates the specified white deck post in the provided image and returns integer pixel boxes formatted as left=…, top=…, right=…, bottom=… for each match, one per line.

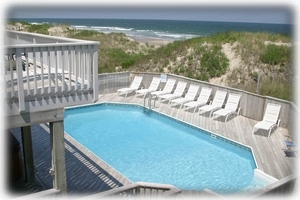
left=93, top=44, right=99, bottom=102
left=50, top=120, right=67, bottom=194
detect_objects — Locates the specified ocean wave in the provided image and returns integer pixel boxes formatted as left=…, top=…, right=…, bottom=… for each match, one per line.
left=97, top=26, right=132, bottom=31
left=30, top=22, right=48, bottom=25
left=73, top=25, right=88, bottom=28
left=154, top=32, right=197, bottom=39
left=71, top=24, right=197, bottom=40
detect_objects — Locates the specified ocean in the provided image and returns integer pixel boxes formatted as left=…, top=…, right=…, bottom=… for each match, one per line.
left=10, top=18, right=292, bottom=41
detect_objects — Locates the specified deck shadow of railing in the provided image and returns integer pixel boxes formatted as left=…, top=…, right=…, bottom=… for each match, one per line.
left=64, top=139, right=126, bottom=195
left=10, top=124, right=126, bottom=196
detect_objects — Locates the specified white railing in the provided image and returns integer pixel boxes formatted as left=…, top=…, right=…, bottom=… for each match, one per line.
left=81, top=182, right=181, bottom=198
left=4, top=30, right=99, bottom=115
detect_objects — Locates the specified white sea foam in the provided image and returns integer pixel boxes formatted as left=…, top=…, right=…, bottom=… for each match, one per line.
left=72, top=24, right=197, bottom=41
left=30, top=22, right=47, bottom=25
left=73, top=25, right=88, bottom=28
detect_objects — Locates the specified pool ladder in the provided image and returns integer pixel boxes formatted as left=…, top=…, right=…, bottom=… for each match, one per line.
left=143, top=92, right=157, bottom=112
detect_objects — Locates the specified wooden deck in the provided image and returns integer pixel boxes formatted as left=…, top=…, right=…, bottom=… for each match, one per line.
left=8, top=92, right=296, bottom=197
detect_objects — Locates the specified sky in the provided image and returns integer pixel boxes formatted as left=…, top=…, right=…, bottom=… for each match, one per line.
left=3, top=1, right=295, bottom=24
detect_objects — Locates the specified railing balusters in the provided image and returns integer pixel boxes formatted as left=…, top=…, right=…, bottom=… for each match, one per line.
left=61, top=47, right=68, bottom=92
left=5, top=31, right=99, bottom=113
left=87, top=45, right=92, bottom=89
left=75, top=45, right=79, bottom=91
left=54, top=46, right=59, bottom=93
left=24, top=47, right=30, bottom=96
left=68, top=46, right=72, bottom=91
left=40, top=47, right=45, bottom=94
left=16, top=48, right=25, bottom=112
left=82, top=45, right=86, bottom=89
left=33, top=47, right=38, bottom=96
left=47, top=46, right=52, bottom=93
left=9, top=48, right=15, bottom=96
left=79, top=45, right=83, bottom=90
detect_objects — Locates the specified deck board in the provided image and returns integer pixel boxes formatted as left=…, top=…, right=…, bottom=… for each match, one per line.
left=9, top=91, right=295, bottom=197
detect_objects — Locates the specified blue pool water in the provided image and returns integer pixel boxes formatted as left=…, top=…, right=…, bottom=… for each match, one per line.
left=64, top=103, right=259, bottom=194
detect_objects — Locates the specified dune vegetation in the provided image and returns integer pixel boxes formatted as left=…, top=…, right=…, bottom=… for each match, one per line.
left=6, top=21, right=294, bottom=101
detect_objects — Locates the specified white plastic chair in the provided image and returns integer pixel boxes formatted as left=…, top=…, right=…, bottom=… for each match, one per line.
left=182, top=87, right=212, bottom=113
left=252, top=103, right=281, bottom=137
left=212, top=93, right=241, bottom=122
left=151, top=78, right=176, bottom=97
left=135, top=76, right=161, bottom=98
left=170, top=84, right=199, bottom=108
left=159, top=81, right=187, bottom=103
left=117, top=75, right=143, bottom=97
left=198, top=90, right=227, bottom=117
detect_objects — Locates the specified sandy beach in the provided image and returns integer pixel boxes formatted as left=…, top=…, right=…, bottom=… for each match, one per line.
left=128, top=35, right=173, bottom=46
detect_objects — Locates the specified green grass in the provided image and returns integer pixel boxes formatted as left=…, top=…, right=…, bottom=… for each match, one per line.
left=8, top=21, right=30, bottom=26
left=200, top=44, right=229, bottom=79
left=260, top=44, right=291, bottom=65
left=27, top=24, right=53, bottom=35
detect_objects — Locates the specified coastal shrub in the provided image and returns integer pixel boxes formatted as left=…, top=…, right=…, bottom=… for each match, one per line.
left=260, top=78, right=293, bottom=101
left=107, top=48, right=142, bottom=69
left=260, top=44, right=291, bottom=65
left=8, top=21, right=30, bottom=26
left=208, top=31, right=238, bottom=43
left=69, top=30, right=100, bottom=38
left=200, top=45, right=229, bottom=78
left=27, top=24, right=53, bottom=35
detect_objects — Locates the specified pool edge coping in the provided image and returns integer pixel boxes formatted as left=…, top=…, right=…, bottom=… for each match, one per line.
left=65, top=101, right=259, bottom=170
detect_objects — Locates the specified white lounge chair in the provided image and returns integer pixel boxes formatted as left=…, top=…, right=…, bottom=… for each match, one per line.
left=252, top=103, right=281, bottom=137
left=151, top=78, right=176, bottom=97
left=159, top=81, right=187, bottom=103
left=170, top=84, right=199, bottom=109
left=198, top=90, right=227, bottom=117
left=182, top=87, right=212, bottom=113
left=212, top=93, right=241, bottom=122
left=135, top=76, right=161, bottom=98
left=117, top=75, right=143, bottom=97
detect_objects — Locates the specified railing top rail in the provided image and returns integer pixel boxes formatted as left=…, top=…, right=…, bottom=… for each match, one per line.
left=5, top=30, right=100, bottom=47
left=5, top=41, right=100, bottom=49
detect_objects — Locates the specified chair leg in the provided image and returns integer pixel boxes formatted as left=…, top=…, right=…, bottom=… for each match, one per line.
left=193, top=107, right=197, bottom=113
left=268, top=126, right=276, bottom=137
left=225, top=115, right=229, bottom=123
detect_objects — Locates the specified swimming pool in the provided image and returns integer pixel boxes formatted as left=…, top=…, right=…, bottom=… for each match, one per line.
left=64, top=103, right=264, bottom=194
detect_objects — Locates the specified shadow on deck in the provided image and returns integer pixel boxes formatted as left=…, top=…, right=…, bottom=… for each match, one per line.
left=7, top=124, right=125, bottom=198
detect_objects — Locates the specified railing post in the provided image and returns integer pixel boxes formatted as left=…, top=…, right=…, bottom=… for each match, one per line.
left=93, top=44, right=99, bottom=102
left=50, top=120, right=67, bottom=195
left=16, top=48, right=25, bottom=113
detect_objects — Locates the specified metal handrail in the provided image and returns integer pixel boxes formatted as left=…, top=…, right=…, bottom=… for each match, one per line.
left=143, top=92, right=158, bottom=111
